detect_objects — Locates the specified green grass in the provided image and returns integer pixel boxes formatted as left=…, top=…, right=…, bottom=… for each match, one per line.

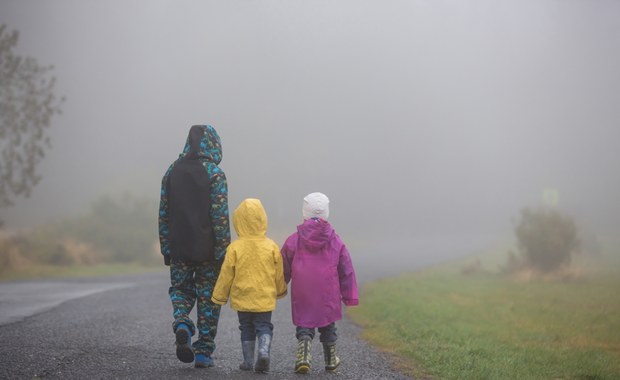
left=0, top=263, right=163, bottom=282
left=349, top=244, right=620, bottom=380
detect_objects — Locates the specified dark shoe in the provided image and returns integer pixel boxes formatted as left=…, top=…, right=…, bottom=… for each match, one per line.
left=175, top=325, right=194, bottom=363
left=254, top=334, right=272, bottom=373
left=322, top=342, right=341, bottom=372
left=194, top=354, right=214, bottom=368
left=294, top=336, right=312, bottom=373
left=240, top=340, right=255, bottom=371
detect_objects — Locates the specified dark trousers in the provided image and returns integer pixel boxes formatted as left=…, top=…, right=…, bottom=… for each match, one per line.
left=296, top=322, right=337, bottom=343
left=238, top=311, right=273, bottom=341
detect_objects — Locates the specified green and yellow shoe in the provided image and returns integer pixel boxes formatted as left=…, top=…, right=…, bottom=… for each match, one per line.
left=294, top=337, right=312, bottom=374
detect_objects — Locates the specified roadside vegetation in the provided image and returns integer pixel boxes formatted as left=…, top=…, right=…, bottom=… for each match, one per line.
left=0, top=193, right=161, bottom=281
left=349, top=208, right=620, bottom=379
left=504, top=207, right=581, bottom=277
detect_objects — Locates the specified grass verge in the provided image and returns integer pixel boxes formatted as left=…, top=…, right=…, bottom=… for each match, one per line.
left=348, top=244, right=620, bottom=380
left=0, top=263, right=163, bottom=282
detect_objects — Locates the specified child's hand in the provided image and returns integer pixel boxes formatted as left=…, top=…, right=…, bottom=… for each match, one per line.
left=343, top=299, right=359, bottom=306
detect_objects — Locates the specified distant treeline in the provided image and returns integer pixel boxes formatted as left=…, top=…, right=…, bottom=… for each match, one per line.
left=0, top=194, right=159, bottom=274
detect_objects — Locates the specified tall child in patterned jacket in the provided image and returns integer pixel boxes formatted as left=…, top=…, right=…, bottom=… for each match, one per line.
left=281, top=192, right=359, bottom=374
left=159, top=125, right=231, bottom=369
left=211, top=198, right=288, bottom=373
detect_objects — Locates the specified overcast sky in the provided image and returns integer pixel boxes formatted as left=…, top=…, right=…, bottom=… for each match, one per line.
left=2, top=1, right=619, bottom=248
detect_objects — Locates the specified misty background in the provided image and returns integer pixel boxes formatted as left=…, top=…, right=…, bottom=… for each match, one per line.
left=2, top=1, right=619, bottom=279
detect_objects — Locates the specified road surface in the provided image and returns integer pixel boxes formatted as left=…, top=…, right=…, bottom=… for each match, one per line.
left=0, top=234, right=495, bottom=379
left=0, top=270, right=412, bottom=380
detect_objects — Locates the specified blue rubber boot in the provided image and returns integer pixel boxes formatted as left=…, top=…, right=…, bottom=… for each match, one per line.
left=194, top=354, right=215, bottom=368
left=254, top=334, right=272, bottom=373
left=175, top=323, right=194, bottom=363
left=239, top=341, right=255, bottom=371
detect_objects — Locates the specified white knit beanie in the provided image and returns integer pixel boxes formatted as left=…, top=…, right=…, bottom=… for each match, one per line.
left=302, top=192, right=330, bottom=220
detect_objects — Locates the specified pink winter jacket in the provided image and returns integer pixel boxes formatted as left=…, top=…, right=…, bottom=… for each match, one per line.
left=281, top=218, right=359, bottom=328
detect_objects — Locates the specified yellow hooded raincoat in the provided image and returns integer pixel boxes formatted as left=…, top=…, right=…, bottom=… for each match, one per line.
left=211, top=198, right=287, bottom=312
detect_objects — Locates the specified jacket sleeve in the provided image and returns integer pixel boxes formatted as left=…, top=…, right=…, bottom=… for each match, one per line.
left=280, top=236, right=295, bottom=284
left=211, top=246, right=236, bottom=305
left=158, top=165, right=173, bottom=266
left=337, top=243, right=359, bottom=306
left=208, top=167, right=231, bottom=263
left=273, top=244, right=288, bottom=299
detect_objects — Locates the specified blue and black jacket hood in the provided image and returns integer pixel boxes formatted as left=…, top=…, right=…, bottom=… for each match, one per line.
left=181, top=125, right=223, bottom=164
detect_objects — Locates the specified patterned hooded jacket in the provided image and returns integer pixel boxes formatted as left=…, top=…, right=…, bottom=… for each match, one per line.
left=281, top=218, right=359, bottom=328
left=211, top=198, right=287, bottom=312
left=158, top=125, right=230, bottom=265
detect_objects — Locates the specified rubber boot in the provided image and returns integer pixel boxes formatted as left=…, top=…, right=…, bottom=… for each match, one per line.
left=322, top=342, right=341, bottom=372
left=239, top=341, right=255, bottom=371
left=175, top=324, right=194, bottom=363
left=254, top=334, right=272, bottom=373
left=294, top=336, right=312, bottom=373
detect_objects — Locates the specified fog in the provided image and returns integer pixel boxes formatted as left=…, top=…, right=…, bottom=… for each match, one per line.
left=2, top=1, right=619, bottom=279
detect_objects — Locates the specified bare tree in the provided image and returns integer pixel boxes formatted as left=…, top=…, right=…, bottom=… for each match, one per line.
left=0, top=24, right=63, bottom=212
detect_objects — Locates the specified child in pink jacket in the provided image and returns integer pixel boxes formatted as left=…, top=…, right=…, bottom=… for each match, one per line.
left=281, top=192, right=359, bottom=373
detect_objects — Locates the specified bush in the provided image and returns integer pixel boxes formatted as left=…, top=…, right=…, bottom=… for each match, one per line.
left=513, top=207, right=580, bottom=273
left=2, top=193, right=160, bottom=269
left=63, top=193, right=159, bottom=264
left=0, top=231, right=32, bottom=273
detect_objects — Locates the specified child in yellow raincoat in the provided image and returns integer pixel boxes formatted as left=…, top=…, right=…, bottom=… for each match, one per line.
left=211, top=198, right=287, bottom=373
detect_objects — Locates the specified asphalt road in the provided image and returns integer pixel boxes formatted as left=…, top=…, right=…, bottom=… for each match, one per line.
left=0, top=270, right=412, bottom=380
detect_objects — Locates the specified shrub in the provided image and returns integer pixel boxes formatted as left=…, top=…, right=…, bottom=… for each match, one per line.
left=514, top=207, right=580, bottom=273
left=0, top=231, right=32, bottom=273
left=7, top=193, right=160, bottom=268
left=63, top=193, right=159, bottom=264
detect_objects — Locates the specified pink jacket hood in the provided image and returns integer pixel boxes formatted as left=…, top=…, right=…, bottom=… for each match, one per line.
left=298, top=218, right=333, bottom=251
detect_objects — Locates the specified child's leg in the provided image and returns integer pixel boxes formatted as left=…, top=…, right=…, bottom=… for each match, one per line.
left=296, top=326, right=315, bottom=341
left=295, top=326, right=314, bottom=373
left=238, top=312, right=255, bottom=371
left=254, top=312, right=273, bottom=373
left=253, top=311, right=274, bottom=338
left=169, top=261, right=196, bottom=363
left=238, top=311, right=256, bottom=341
left=318, top=322, right=337, bottom=343
left=169, top=261, right=197, bottom=334
left=192, top=262, right=221, bottom=362
left=318, top=323, right=340, bottom=372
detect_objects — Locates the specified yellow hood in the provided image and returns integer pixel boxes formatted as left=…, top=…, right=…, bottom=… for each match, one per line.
left=233, top=198, right=267, bottom=238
